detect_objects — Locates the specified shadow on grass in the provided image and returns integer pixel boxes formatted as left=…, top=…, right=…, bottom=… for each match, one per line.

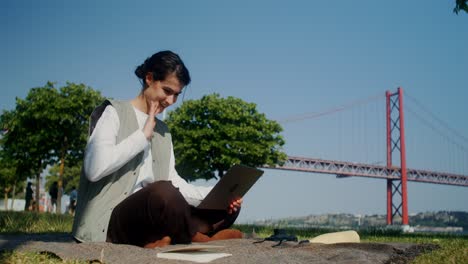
left=0, top=211, right=75, bottom=253
left=0, top=232, right=75, bottom=251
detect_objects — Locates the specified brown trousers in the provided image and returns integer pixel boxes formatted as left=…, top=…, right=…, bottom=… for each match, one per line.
left=106, top=181, right=239, bottom=247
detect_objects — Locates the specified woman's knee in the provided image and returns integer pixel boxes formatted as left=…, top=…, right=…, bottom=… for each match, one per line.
left=146, top=181, right=175, bottom=191
left=146, top=181, right=186, bottom=207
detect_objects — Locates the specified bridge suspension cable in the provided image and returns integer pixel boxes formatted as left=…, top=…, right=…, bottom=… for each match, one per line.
left=276, top=93, right=383, bottom=124
left=404, top=91, right=468, bottom=176
left=405, top=91, right=468, bottom=146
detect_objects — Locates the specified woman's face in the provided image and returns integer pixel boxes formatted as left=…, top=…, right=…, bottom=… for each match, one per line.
left=143, top=73, right=183, bottom=114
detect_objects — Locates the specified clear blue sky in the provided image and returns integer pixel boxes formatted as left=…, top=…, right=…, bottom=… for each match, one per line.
left=2, top=0, right=467, bottom=222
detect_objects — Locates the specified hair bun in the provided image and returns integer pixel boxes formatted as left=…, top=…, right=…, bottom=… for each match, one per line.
left=134, top=64, right=146, bottom=79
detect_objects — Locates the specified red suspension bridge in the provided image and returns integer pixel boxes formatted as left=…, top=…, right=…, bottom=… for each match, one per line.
left=267, top=87, right=468, bottom=227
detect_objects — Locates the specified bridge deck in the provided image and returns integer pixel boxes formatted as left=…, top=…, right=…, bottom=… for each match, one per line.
left=264, top=156, right=468, bottom=187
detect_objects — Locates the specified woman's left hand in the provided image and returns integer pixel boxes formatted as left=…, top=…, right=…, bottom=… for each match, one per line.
left=143, top=101, right=159, bottom=140
left=228, top=198, right=243, bottom=214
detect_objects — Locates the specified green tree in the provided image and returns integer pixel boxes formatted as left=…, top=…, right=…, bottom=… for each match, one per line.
left=0, top=82, right=104, bottom=212
left=1, top=84, right=58, bottom=211
left=0, top=155, right=17, bottom=210
left=0, top=130, right=36, bottom=210
left=0, top=134, right=15, bottom=209
left=454, top=0, right=468, bottom=14
left=166, top=93, right=287, bottom=181
left=46, top=82, right=104, bottom=212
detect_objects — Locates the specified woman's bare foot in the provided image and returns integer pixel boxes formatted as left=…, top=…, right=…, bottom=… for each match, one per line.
left=210, top=229, right=243, bottom=240
left=191, top=232, right=211, bottom=243
left=144, top=236, right=171, bottom=248
left=191, top=229, right=243, bottom=243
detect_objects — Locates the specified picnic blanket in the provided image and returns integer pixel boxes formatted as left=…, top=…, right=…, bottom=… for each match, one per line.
left=0, top=233, right=438, bottom=264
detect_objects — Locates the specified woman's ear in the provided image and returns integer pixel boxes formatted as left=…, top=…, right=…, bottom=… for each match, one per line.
left=145, top=72, right=154, bottom=86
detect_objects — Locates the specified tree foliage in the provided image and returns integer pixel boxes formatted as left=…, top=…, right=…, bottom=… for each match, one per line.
left=0, top=82, right=105, bottom=211
left=1, top=84, right=57, bottom=209
left=454, top=0, right=468, bottom=14
left=0, top=159, right=16, bottom=195
left=166, top=93, right=287, bottom=181
left=0, top=153, right=18, bottom=210
left=0, top=130, right=35, bottom=210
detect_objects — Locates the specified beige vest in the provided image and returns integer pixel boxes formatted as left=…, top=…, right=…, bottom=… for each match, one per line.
left=72, top=100, right=172, bottom=242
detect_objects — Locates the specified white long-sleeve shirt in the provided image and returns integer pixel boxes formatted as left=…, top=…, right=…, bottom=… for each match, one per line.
left=84, top=105, right=212, bottom=206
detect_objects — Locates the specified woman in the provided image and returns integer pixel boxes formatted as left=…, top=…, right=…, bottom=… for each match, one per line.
left=72, top=50, right=242, bottom=248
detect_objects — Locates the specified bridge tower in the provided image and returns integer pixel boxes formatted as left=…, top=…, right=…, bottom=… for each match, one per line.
left=386, top=87, right=409, bottom=226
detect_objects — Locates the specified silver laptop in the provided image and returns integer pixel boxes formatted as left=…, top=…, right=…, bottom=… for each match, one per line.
left=197, top=164, right=264, bottom=210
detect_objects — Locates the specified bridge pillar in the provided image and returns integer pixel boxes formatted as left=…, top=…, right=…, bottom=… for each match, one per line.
left=386, top=179, right=392, bottom=224
left=386, top=87, right=409, bottom=226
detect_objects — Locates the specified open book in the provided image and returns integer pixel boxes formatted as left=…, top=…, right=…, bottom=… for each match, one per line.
left=157, top=244, right=231, bottom=263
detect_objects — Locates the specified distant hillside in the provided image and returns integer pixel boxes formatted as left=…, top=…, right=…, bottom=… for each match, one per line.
left=252, top=211, right=468, bottom=231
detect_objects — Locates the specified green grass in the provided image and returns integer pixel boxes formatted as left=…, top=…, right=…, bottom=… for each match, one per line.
left=0, top=211, right=74, bottom=234
left=0, top=211, right=79, bottom=264
left=0, top=211, right=467, bottom=263
left=0, top=251, right=85, bottom=264
left=235, top=224, right=468, bottom=264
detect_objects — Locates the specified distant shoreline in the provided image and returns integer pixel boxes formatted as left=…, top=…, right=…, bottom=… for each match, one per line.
left=242, top=211, right=468, bottom=233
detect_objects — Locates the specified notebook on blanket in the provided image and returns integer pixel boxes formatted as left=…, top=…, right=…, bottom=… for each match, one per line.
left=197, top=164, right=264, bottom=210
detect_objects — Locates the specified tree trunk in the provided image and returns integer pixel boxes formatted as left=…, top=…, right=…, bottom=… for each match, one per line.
left=10, top=182, right=16, bottom=210
left=3, top=187, right=9, bottom=210
left=35, top=160, right=42, bottom=212
left=35, top=173, right=40, bottom=212
left=57, top=154, right=65, bottom=214
left=57, top=136, right=68, bottom=214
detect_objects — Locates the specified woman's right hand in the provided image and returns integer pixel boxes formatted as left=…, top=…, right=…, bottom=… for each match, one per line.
left=228, top=198, right=243, bottom=214
left=143, top=101, right=159, bottom=140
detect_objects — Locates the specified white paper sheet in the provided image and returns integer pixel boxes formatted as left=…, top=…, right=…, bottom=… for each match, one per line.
left=157, top=244, right=232, bottom=263
left=157, top=251, right=232, bottom=263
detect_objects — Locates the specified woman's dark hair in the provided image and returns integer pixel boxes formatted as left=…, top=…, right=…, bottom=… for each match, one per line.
left=135, top=50, right=191, bottom=89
